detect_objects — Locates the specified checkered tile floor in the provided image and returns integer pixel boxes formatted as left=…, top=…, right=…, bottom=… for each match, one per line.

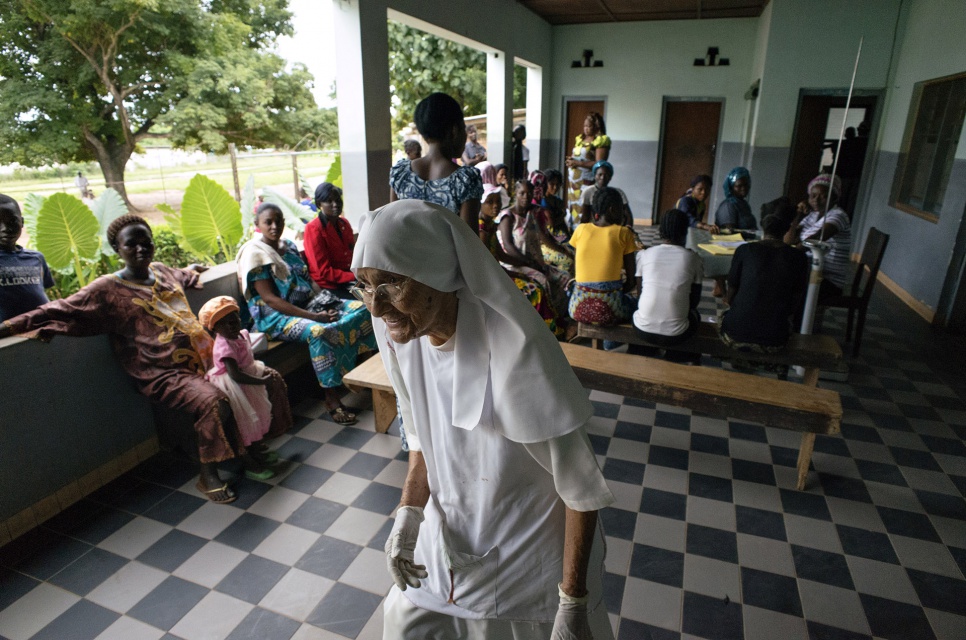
left=1, top=283, right=964, bottom=639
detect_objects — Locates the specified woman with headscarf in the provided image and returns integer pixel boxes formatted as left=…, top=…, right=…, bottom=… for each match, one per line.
left=237, top=203, right=376, bottom=425
left=714, top=167, right=756, bottom=230
left=578, top=161, right=631, bottom=227
left=676, top=174, right=719, bottom=232
left=785, top=173, right=852, bottom=300
left=565, top=112, right=610, bottom=227
left=530, top=170, right=575, bottom=276
left=351, top=199, right=614, bottom=640
left=478, top=183, right=557, bottom=334
left=303, top=182, right=357, bottom=299
left=497, top=179, right=572, bottom=321
left=389, top=92, right=483, bottom=231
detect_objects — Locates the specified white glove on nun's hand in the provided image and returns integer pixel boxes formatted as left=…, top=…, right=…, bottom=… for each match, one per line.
left=550, top=583, right=594, bottom=640
left=385, top=506, right=428, bottom=591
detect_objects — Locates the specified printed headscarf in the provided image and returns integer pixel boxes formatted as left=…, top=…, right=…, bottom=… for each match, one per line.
left=808, top=173, right=842, bottom=199
left=351, top=199, right=592, bottom=443
left=476, top=161, right=497, bottom=187
left=723, top=167, right=751, bottom=200
left=592, top=160, right=614, bottom=179
left=198, top=295, right=240, bottom=331
left=481, top=183, right=509, bottom=209
left=529, top=170, right=547, bottom=205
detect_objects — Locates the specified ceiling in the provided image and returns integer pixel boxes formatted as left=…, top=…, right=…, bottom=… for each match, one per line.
left=517, top=0, right=769, bottom=25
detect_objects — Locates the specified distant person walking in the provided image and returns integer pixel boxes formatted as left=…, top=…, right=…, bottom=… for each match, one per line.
left=74, top=172, right=91, bottom=199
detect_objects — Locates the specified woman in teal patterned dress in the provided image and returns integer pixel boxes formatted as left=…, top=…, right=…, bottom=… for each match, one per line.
left=237, top=203, right=376, bottom=424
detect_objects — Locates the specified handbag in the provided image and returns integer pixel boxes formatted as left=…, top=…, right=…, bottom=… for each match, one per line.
left=305, top=289, right=342, bottom=313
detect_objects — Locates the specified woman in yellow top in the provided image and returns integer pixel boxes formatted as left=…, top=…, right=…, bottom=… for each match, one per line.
left=565, top=112, right=610, bottom=227
left=568, top=187, right=638, bottom=326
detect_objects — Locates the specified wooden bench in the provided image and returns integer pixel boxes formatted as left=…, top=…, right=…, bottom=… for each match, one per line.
left=257, top=340, right=311, bottom=377
left=578, top=321, right=842, bottom=376
left=342, top=344, right=842, bottom=490
left=343, top=355, right=398, bottom=434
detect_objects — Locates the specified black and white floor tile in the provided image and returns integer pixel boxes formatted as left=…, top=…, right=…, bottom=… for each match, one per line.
left=0, top=282, right=963, bottom=639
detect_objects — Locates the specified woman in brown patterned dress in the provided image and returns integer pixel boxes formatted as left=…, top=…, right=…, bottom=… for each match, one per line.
left=0, top=215, right=291, bottom=504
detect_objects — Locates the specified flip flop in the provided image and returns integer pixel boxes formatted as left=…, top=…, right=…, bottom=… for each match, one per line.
left=244, top=468, right=276, bottom=481
left=196, top=481, right=237, bottom=504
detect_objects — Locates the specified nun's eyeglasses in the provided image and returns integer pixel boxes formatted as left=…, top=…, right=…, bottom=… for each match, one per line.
left=349, top=281, right=405, bottom=304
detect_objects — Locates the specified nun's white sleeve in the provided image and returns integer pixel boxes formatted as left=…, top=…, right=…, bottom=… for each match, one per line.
left=523, top=427, right=614, bottom=512
left=377, top=340, right=422, bottom=452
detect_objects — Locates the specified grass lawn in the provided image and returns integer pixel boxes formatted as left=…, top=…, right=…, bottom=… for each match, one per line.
left=0, top=152, right=336, bottom=199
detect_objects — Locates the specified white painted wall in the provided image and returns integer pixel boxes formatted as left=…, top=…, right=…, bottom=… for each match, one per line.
left=877, top=0, right=966, bottom=157
left=548, top=18, right=760, bottom=143
left=753, top=0, right=902, bottom=149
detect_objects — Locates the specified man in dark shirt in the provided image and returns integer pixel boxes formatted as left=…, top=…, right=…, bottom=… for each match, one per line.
left=720, top=214, right=809, bottom=348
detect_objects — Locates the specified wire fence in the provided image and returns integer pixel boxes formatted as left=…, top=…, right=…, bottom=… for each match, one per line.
left=0, top=148, right=339, bottom=212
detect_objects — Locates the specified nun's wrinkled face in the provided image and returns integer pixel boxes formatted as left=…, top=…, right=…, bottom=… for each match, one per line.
left=355, top=267, right=458, bottom=345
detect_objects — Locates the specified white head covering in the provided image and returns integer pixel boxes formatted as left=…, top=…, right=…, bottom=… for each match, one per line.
left=352, top=199, right=592, bottom=443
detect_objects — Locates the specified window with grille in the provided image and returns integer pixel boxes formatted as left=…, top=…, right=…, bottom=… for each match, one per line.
left=892, top=71, right=966, bottom=222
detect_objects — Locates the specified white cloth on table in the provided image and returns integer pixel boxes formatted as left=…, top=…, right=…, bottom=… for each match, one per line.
left=633, top=244, right=703, bottom=337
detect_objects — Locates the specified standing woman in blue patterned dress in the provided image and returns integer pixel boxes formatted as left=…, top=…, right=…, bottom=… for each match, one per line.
left=389, top=93, right=483, bottom=231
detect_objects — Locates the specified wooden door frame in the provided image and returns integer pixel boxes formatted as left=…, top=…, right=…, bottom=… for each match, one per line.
left=784, top=88, right=883, bottom=226
left=654, top=96, right=725, bottom=222
left=560, top=95, right=608, bottom=169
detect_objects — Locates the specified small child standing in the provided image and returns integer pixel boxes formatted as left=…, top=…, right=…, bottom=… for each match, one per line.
left=0, top=194, right=54, bottom=323
left=199, top=295, right=281, bottom=478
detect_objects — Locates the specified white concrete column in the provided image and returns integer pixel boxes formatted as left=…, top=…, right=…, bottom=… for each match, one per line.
left=486, top=50, right=514, bottom=168
left=332, top=0, right=392, bottom=226
left=525, top=65, right=543, bottom=171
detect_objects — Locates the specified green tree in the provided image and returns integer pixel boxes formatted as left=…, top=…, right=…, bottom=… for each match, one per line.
left=387, top=21, right=526, bottom=135
left=0, top=0, right=323, bottom=208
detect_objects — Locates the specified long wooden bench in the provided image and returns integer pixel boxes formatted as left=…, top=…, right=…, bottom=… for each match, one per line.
left=342, top=344, right=842, bottom=490
left=578, top=321, right=842, bottom=376
left=343, top=354, right=398, bottom=434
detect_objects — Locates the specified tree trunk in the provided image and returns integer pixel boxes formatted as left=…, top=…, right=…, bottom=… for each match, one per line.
left=84, top=133, right=137, bottom=211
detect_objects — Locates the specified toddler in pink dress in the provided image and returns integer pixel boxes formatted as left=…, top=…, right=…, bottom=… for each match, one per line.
left=198, top=296, right=274, bottom=452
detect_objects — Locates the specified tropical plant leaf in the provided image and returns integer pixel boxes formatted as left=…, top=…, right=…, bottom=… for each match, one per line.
left=90, top=188, right=128, bottom=255
left=20, top=193, right=46, bottom=247
left=241, top=174, right=256, bottom=231
left=299, top=172, right=312, bottom=196
left=325, top=154, right=342, bottom=188
left=180, top=174, right=243, bottom=259
left=262, top=188, right=309, bottom=233
left=35, top=193, right=101, bottom=269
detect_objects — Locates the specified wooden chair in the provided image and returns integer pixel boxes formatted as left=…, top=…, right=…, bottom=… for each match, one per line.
left=818, top=227, right=890, bottom=357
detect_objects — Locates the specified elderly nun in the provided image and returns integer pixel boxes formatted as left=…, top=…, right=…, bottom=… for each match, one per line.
left=351, top=199, right=615, bottom=640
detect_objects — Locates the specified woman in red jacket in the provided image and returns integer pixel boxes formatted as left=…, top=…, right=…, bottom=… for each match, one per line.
left=303, top=182, right=357, bottom=298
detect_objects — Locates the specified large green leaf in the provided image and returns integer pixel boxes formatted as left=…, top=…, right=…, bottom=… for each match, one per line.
left=325, top=154, right=342, bottom=188
left=180, top=174, right=243, bottom=258
left=241, top=174, right=256, bottom=231
left=35, top=193, right=100, bottom=269
left=20, top=193, right=46, bottom=247
left=90, top=188, right=128, bottom=255
left=262, top=188, right=308, bottom=232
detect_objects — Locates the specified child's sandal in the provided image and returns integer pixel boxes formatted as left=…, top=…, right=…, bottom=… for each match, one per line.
left=329, top=406, right=358, bottom=425
left=244, top=468, right=276, bottom=481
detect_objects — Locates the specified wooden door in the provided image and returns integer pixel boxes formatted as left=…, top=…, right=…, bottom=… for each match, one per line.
left=787, top=94, right=877, bottom=211
left=563, top=100, right=604, bottom=207
left=656, top=100, right=722, bottom=220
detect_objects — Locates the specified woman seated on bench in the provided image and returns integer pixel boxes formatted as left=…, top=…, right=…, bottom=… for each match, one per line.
left=0, top=215, right=292, bottom=504
left=628, top=209, right=704, bottom=363
left=719, top=214, right=809, bottom=358
left=237, top=203, right=377, bottom=425
left=568, top=187, right=637, bottom=326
